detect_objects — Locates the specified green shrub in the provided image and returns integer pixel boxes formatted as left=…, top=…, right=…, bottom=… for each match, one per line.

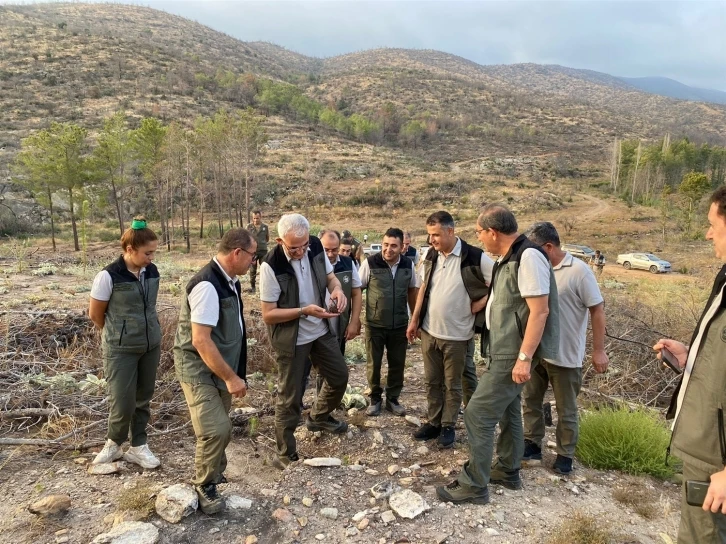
left=577, top=406, right=674, bottom=479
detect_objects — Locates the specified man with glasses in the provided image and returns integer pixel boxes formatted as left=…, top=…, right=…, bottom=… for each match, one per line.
left=259, top=214, right=350, bottom=469
left=245, top=210, right=270, bottom=293
left=174, top=228, right=256, bottom=514
left=403, top=232, right=420, bottom=267
left=523, top=222, right=608, bottom=475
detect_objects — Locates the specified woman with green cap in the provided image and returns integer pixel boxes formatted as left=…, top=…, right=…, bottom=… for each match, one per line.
left=88, top=216, right=162, bottom=469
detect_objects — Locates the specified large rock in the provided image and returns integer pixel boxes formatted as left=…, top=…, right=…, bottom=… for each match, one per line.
left=91, top=521, right=159, bottom=544
left=303, top=457, right=342, bottom=467
left=28, top=495, right=71, bottom=516
left=155, top=484, right=198, bottom=523
left=226, top=495, right=253, bottom=512
left=388, top=489, right=430, bottom=519
left=319, top=508, right=338, bottom=520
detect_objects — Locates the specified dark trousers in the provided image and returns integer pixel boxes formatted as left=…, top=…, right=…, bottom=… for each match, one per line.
left=301, top=336, right=346, bottom=402
left=103, top=345, right=160, bottom=447
left=463, top=337, right=478, bottom=406
left=247, top=249, right=268, bottom=288
left=365, top=325, right=408, bottom=401
left=275, top=333, right=348, bottom=458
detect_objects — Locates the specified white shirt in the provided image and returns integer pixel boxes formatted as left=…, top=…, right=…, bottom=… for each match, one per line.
left=259, top=248, right=334, bottom=345
left=90, top=266, right=147, bottom=301
left=188, top=257, right=244, bottom=334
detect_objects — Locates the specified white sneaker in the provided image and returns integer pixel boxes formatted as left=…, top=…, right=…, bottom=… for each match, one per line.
left=92, top=439, right=123, bottom=465
left=124, top=444, right=161, bottom=469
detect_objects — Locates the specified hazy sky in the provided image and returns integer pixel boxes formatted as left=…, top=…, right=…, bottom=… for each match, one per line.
left=145, top=1, right=725, bottom=90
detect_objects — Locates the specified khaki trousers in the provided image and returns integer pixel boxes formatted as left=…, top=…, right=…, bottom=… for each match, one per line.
left=462, top=337, right=478, bottom=406
left=678, top=462, right=726, bottom=543
left=421, top=330, right=468, bottom=428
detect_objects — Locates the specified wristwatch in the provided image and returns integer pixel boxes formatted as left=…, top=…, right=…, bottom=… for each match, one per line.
left=298, top=307, right=308, bottom=319
left=517, top=351, right=532, bottom=363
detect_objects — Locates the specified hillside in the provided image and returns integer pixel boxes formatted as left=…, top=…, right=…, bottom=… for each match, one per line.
left=619, top=76, right=726, bottom=106
left=2, top=2, right=726, bottom=181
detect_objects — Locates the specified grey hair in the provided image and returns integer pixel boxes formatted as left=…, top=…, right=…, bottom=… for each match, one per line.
left=478, top=203, right=518, bottom=235
left=524, top=221, right=561, bottom=247
left=277, top=213, right=309, bottom=239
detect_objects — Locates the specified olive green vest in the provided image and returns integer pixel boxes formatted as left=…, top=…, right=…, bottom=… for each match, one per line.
left=174, top=260, right=247, bottom=391
left=333, top=256, right=355, bottom=339
left=485, top=236, right=559, bottom=361
left=102, top=256, right=161, bottom=354
left=246, top=222, right=269, bottom=253
left=262, top=236, right=331, bottom=355
left=366, top=252, right=413, bottom=329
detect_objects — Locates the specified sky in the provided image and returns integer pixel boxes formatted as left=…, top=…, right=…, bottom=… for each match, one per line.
left=74, top=1, right=726, bottom=91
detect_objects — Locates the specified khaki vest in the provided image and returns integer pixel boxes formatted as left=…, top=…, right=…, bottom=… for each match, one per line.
left=366, top=252, right=413, bottom=329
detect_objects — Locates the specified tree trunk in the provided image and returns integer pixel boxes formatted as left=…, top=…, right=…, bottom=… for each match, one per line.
left=46, top=184, right=56, bottom=252
left=68, top=186, right=80, bottom=251
left=110, top=176, right=124, bottom=235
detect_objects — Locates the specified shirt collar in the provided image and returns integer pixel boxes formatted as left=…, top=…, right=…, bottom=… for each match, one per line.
left=213, top=256, right=237, bottom=283
left=440, top=237, right=462, bottom=258
left=385, top=255, right=401, bottom=268
left=553, top=252, right=574, bottom=271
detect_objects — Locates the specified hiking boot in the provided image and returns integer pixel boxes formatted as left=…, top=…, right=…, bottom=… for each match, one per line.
left=271, top=452, right=300, bottom=471
left=213, top=473, right=228, bottom=485
left=436, top=480, right=489, bottom=505
left=306, top=415, right=348, bottom=434
left=385, top=398, right=406, bottom=417
left=92, top=439, right=123, bottom=465
left=522, top=439, right=543, bottom=461
left=490, top=467, right=523, bottom=490
left=413, top=423, right=441, bottom=441
left=195, top=482, right=224, bottom=515
left=553, top=455, right=573, bottom=475
left=123, top=444, right=161, bottom=469
left=366, top=399, right=382, bottom=416
left=438, top=426, right=456, bottom=449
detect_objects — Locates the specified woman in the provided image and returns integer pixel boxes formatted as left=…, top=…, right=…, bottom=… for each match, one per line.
left=89, top=217, right=162, bottom=469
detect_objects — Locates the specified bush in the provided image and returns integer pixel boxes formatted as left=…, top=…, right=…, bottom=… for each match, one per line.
left=577, top=406, right=675, bottom=479
left=546, top=513, right=614, bottom=544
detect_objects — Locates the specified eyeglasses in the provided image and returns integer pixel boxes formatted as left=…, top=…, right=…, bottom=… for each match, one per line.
left=475, top=228, right=486, bottom=235
left=281, top=240, right=310, bottom=254
left=239, top=247, right=258, bottom=262
left=323, top=247, right=339, bottom=255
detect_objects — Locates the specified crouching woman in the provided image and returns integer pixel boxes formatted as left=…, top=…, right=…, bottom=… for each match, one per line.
left=88, top=217, right=162, bottom=469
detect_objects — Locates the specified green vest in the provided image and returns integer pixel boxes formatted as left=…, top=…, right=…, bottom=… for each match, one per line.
left=333, top=256, right=355, bottom=339
left=485, top=235, right=559, bottom=361
left=262, top=236, right=331, bottom=355
left=173, top=260, right=247, bottom=391
left=366, top=252, right=413, bottom=329
left=102, top=256, right=161, bottom=354
left=246, top=222, right=269, bottom=253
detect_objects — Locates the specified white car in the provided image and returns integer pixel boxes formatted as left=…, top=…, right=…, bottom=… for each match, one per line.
left=616, top=253, right=672, bottom=274
left=363, top=243, right=382, bottom=256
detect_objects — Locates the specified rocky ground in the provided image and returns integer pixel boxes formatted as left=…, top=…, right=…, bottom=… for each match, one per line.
left=0, top=341, right=680, bottom=544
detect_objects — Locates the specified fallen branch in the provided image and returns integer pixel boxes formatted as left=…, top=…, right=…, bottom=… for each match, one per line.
left=0, top=408, right=56, bottom=419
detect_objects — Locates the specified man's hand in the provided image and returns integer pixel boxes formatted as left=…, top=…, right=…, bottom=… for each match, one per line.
left=653, top=338, right=688, bottom=369
left=704, top=469, right=726, bottom=514
left=470, top=295, right=488, bottom=315
left=406, top=322, right=420, bottom=343
left=345, top=319, right=361, bottom=341
left=592, top=349, right=609, bottom=373
left=512, top=360, right=531, bottom=384
left=329, top=287, right=348, bottom=313
left=303, top=304, right=340, bottom=319
left=226, top=375, right=248, bottom=398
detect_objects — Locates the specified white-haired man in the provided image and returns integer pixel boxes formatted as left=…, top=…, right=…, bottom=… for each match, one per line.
left=259, top=214, right=350, bottom=468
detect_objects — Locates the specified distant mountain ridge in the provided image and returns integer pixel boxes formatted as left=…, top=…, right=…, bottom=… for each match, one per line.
left=617, top=76, right=726, bottom=106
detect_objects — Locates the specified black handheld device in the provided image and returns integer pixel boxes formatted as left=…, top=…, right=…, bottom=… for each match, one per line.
left=660, top=347, right=682, bottom=374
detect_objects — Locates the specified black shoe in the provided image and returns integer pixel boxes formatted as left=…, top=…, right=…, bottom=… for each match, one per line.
left=306, top=415, right=348, bottom=434
left=366, top=399, right=382, bottom=416
left=385, top=398, right=406, bottom=417
left=436, top=480, right=489, bottom=505
left=438, top=426, right=455, bottom=449
left=490, top=467, right=523, bottom=490
left=272, top=452, right=300, bottom=470
left=523, top=439, right=543, bottom=461
left=553, top=455, right=573, bottom=475
left=413, top=423, right=441, bottom=441
left=195, top=482, right=224, bottom=514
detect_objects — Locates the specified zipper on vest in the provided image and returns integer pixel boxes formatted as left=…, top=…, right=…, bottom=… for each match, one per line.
left=119, top=319, right=126, bottom=346
left=136, top=281, right=149, bottom=352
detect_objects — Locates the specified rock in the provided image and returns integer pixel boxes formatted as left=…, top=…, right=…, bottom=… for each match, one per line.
left=315, top=534, right=325, bottom=541
left=352, top=510, right=367, bottom=522
left=389, top=489, right=430, bottom=519
left=371, top=481, right=399, bottom=500
left=320, top=507, right=338, bottom=520
left=209, top=528, right=220, bottom=534
left=346, top=526, right=359, bottom=537
left=283, top=495, right=291, bottom=506
left=546, top=441, right=557, bottom=449
left=373, top=430, right=384, bottom=444
left=364, top=420, right=380, bottom=428
left=405, top=416, right=422, bottom=427
left=226, top=495, right=253, bottom=512
left=74, top=457, right=89, bottom=465
left=28, top=495, right=71, bottom=516
left=365, top=469, right=379, bottom=476
left=272, top=508, right=293, bottom=523
left=261, top=489, right=276, bottom=497
left=297, top=516, right=308, bottom=527
left=434, top=532, right=450, bottom=543
left=347, top=408, right=358, bottom=417
left=302, top=497, right=314, bottom=507
left=486, top=528, right=500, bottom=536
left=303, top=457, right=342, bottom=467
left=358, top=518, right=370, bottom=531
left=391, top=452, right=399, bottom=459
left=155, top=484, right=197, bottom=523
left=88, top=462, right=122, bottom=475
left=234, top=407, right=259, bottom=416
left=245, top=537, right=258, bottom=544
left=380, top=510, right=396, bottom=524
left=399, top=477, right=414, bottom=486
left=110, top=510, right=146, bottom=527
left=91, top=521, right=159, bottom=544
left=416, top=446, right=429, bottom=455
left=56, top=537, right=69, bottom=544
left=349, top=464, right=364, bottom=471
left=388, top=464, right=400, bottom=476
left=570, top=485, right=580, bottom=495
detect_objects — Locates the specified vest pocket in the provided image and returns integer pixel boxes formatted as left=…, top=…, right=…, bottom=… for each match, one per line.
left=118, top=320, right=127, bottom=346
left=515, top=312, right=524, bottom=339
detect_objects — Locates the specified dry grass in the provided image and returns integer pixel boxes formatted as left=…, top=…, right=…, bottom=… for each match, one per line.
left=116, top=480, right=156, bottom=519
left=546, top=512, right=615, bottom=544
left=612, top=483, right=659, bottom=519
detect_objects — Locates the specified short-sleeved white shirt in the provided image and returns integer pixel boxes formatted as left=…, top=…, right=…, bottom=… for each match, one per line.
left=358, top=256, right=421, bottom=289
left=551, top=252, right=604, bottom=368
left=421, top=238, right=494, bottom=341
left=259, top=248, right=334, bottom=345
left=486, top=247, right=551, bottom=330
left=187, top=257, right=244, bottom=335
left=90, top=267, right=147, bottom=301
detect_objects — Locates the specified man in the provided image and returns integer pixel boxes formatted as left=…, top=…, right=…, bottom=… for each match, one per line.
left=342, top=230, right=363, bottom=266
left=523, top=222, right=609, bottom=475
left=245, top=210, right=270, bottom=292
left=174, top=228, right=256, bottom=514
left=403, top=232, right=420, bottom=267
left=655, top=187, right=726, bottom=543
left=360, top=228, right=420, bottom=416
left=407, top=211, right=493, bottom=448
left=339, top=237, right=354, bottom=260
left=437, top=204, right=559, bottom=505
left=260, top=214, right=350, bottom=468
left=590, top=249, right=604, bottom=278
